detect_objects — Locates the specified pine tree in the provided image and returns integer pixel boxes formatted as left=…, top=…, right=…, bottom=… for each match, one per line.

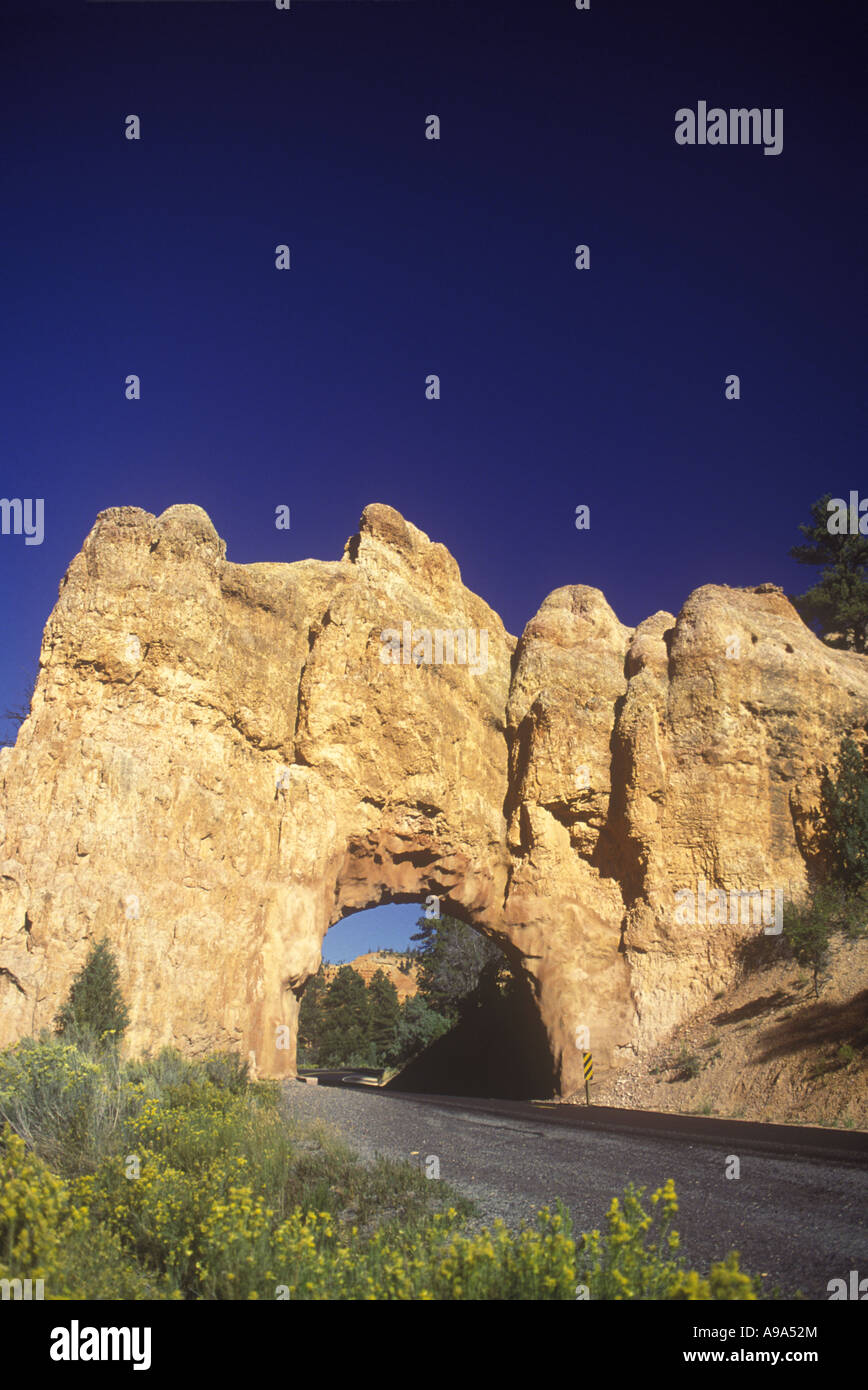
left=410, top=915, right=506, bottom=1021
left=54, top=936, right=130, bottom=1049
left=819, top=736, right=868, bottom=888
left=367, top=969, right=401, bottom=1064
left=789, top=495, right=868, bottom=652
left=298, top=966, right=328, bottom=1065
left=318, top=966, right=374, bottom=1067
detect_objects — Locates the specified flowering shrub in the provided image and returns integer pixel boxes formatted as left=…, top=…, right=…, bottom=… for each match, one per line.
left=0, top=1126, right=87, bottom=1277
left=0, top=1041, right=760, bottom=1300
left=266, top=1205, right=577, bottom=1301
left=0, top=1125, right=174, bottom=1299
left=576, top=1179, right=756, bottom=1300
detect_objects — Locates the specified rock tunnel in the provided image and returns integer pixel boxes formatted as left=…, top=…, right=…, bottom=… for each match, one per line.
left=1, top=501, right=866, bottom=1095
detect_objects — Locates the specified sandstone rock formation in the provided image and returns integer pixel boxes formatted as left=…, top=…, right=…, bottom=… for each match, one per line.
left=1, top=502, right=867, bottom=1095
left=323, top=952, right=418, bottom=1002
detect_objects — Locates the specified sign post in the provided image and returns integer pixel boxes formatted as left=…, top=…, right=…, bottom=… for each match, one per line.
left=583, top=1051, right=593, bottom=1106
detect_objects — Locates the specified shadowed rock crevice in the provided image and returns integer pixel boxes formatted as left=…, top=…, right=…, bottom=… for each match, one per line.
left=0, top=966, right=26, bottom=995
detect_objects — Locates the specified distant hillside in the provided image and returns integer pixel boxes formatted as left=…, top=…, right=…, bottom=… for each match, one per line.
left=323, top=951, right=419, bottom=1002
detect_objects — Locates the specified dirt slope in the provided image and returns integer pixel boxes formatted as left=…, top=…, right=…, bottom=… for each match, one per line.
left=589, top=935, right=868, bottom=1129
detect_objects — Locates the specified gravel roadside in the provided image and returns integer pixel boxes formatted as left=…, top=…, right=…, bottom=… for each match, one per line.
left=282, top=1080, right=867, bottom=1298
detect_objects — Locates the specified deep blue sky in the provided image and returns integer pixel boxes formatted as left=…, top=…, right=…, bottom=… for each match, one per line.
left=2, top=0, right=864, bottom=733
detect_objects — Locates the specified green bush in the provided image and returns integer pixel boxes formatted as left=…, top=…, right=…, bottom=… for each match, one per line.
left=676, top=1044, right=701, bottom=1080
left=204, top=1051, right=250, bottom=1093
left=123, top=1047, right=199, bottom=1096
left=54, top=937, right=130, bottom=1051
left=782, top=901, right=830, bottom=997
left=0, top=1035, right=123, bottom=1175
left=775, top=735, right=868, bottom=1000
left=392, top=995, right=450, bottom=1064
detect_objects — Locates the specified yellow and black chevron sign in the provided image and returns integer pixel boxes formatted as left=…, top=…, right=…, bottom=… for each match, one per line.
left=583, top=1052, right=593, bottom=1082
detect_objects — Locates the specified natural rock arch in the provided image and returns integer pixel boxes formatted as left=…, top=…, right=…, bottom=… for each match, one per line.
left=312, top=889, right=557, bottom=1099
left=1, top=501, right=867, bottom=1095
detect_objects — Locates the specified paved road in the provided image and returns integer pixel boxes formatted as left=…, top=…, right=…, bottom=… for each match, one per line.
left=284, top=1082, right=867, bottom=1300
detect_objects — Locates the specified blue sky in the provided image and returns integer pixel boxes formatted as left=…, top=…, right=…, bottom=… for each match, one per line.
left=322, top=904, right=423, bottom=964
left=2, top=1, right=863, bottom=953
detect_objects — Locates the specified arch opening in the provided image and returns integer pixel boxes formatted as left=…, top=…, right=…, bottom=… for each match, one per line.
left=296, top=897, right=556, bottom=1100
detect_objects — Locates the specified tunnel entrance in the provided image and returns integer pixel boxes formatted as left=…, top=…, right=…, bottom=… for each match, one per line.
left=298, top=902, right=556, bottom=1100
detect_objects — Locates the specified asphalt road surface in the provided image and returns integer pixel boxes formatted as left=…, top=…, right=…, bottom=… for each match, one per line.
left=284, top=1082, right=867, bottom=1300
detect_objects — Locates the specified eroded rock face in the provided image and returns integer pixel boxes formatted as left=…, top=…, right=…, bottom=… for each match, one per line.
left=1, top=504, right=866, bottom=1093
